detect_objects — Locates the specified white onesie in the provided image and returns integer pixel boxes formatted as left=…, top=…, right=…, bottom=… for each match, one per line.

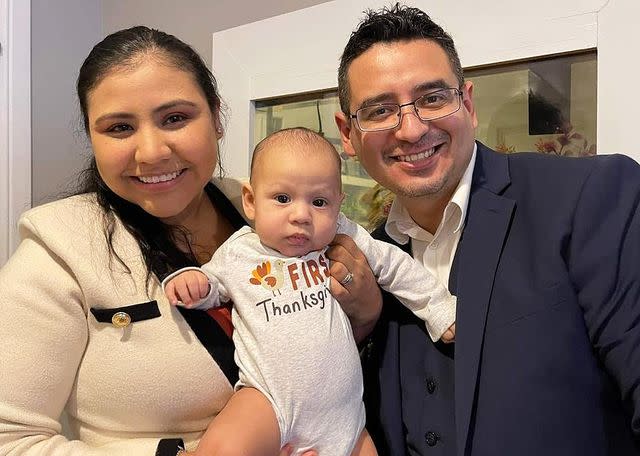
left=164, top=213, right=456, bottom=455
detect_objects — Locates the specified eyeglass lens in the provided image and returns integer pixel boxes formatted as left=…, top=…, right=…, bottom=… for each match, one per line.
left=356, top=88, right=461, bottom=131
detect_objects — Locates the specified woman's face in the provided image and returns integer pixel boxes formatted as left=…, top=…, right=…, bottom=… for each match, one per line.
left=86, top=57, right=222, bottom=224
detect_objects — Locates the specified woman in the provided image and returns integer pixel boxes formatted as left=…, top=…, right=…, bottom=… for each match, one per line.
left=0, top=26, right=379, bottom=455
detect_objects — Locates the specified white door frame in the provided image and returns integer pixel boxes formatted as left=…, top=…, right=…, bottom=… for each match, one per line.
left=213, top=0, right=640, bottom=177
left=0, top=0, right=31, bottom=266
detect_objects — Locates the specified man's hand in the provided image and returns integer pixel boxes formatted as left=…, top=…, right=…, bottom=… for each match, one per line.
left=326, top=234, right=382, bottom=343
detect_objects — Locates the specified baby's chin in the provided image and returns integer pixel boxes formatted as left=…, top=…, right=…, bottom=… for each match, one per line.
left=265, top=230, right=338, bottom=257
left=279, top=246, right=317, bottom=258
left=276, top=242, right=325, bottom=258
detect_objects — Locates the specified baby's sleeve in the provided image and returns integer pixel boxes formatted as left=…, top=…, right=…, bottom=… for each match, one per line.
left=337, top=213, right=456, bottom=341
left=162, top=266, right=222, bottom=310
left=201, top=244, right=234, bottom=304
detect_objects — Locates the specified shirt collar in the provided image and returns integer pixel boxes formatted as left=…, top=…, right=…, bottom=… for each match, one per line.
left=385, top=143, right=477, bottom=244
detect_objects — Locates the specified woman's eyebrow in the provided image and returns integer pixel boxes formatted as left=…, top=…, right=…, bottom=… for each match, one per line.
left=93, top=100, right=200, bottom=125
left=153, top=99, right=198, bottom=113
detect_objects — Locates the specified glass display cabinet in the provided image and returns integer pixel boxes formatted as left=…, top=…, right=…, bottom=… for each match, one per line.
left=253, top=51, right=596, bottom=230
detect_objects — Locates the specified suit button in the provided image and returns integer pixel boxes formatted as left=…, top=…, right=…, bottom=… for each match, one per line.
left=425, top=431, right=439, bottom=447
left=426, top=377, right=437, bottom=394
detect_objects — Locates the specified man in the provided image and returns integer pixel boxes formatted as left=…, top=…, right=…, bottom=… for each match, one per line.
left=334, top=4, right=640, bottom=455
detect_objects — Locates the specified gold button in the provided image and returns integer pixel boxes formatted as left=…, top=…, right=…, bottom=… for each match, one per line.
left=111, top=312, right=131, bottom=328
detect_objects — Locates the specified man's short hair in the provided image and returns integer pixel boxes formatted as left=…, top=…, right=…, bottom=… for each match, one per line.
left=338, top=3, right=464, bottom=115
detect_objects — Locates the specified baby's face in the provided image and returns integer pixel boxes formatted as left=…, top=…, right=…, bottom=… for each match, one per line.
left=246, top=146, right=343, bottom=257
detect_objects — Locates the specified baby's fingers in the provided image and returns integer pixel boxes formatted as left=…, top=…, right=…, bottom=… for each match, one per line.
left=441, top=323, right=456, bottom=344
left=174, top=277, right=198, bottom=307
left=194, top=274, right=210, bottom=300
left=165, top=282, right=180, bottom=306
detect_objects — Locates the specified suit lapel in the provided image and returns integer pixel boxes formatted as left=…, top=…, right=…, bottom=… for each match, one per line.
left=454, top=188, right=513, bottom=454
left=373, top=144, right=514, bottom=454
left=454, top=144, right=514, bottom=455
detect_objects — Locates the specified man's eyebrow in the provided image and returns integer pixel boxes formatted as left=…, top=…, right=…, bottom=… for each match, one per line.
left=359, top=92, right=397, bottom=108
left=414, top=79, right=451, bottom=93
left=357, top=79, right=452, bottom=109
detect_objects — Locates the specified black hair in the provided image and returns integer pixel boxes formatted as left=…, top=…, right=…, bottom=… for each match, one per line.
left=75, top=26, right=226, bottom=284
left=337, top=3, right=464, bottom=114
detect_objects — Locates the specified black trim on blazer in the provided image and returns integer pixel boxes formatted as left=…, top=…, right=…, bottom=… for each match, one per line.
left=161, top=182, right=245, bottom=386
left=90, top=301, right=160, bottom=324
left=177, top=306, right=239, bottom=385
left=155, top=438, right=184, bottom=456
left=204, top=182, right=248, bottom=232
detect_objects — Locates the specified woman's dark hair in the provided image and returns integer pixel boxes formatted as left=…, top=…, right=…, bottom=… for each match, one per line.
left=338, top=3, right=464, bottom=115
left=75, top=26, right=226, bottom=284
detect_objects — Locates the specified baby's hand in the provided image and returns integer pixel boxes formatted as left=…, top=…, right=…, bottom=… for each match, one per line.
left=165, top=270, right=210, bottom=308
left=440, top=323, right=456, bottom=344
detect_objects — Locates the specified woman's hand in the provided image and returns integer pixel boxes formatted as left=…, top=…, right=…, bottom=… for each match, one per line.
left=326, top=234, right=382, bottom=343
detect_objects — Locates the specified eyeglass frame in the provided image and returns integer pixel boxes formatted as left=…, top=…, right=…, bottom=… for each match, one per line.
left=348, top=87, right=464, bottom=132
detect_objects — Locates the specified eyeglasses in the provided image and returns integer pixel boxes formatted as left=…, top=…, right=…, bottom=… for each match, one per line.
left=349, top=87, right=463, bottom=132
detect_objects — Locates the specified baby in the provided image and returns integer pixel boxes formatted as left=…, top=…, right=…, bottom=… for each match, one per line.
left=163, top=127, right=456, bottom=456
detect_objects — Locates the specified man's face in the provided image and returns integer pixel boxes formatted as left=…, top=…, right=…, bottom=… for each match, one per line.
left=336, top=39, right=478, bottom=204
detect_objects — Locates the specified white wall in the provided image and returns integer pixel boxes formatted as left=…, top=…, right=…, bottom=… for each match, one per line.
left=213, top=0, right=639, bottom=180
left=31, top=0, right=102, bottom=206
left=102, top=0, right=332, bottom=68
left=597, top=0, right=640, bottom=154
left=0, top=0, right=31, bottom=266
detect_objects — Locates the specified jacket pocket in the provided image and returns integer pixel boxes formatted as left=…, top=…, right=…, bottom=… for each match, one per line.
left=485, top=282, right=573, bottom=334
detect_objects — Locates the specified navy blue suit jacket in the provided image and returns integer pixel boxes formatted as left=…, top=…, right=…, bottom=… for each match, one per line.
left=366, top=143, right=640, bottom=455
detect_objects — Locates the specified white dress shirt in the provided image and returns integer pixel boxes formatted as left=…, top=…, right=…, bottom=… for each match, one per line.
left=385, top=144, right=477, bottom=286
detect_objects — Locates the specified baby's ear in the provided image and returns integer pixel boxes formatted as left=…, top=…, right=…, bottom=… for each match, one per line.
left=241, top=182, right=257, bottom=221
left=339, top=192, right=346, bottom=204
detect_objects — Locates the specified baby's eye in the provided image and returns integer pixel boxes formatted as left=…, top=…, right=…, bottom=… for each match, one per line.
left=275, top=194, right=290, bottom=204
left=312, top=198, right=329, bottom=207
